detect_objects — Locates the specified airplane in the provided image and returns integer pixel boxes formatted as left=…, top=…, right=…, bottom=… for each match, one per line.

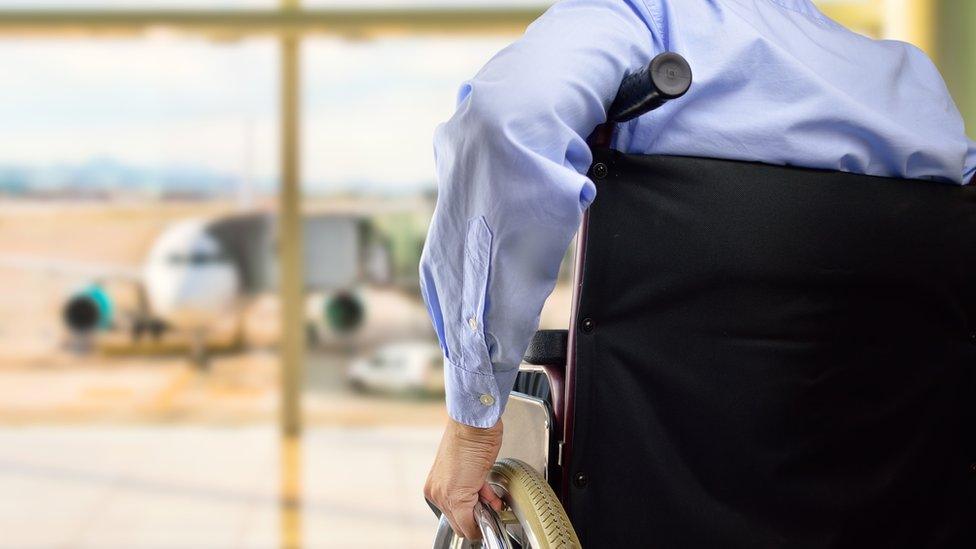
left=0, top=211, right=384, bottom=365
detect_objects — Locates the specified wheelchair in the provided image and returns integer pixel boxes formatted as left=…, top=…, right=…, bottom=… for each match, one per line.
left=433, top=52, right=976, bottom=548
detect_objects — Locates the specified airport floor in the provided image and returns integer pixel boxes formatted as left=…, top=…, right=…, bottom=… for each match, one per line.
left=0, top=426, right=441, bottom=548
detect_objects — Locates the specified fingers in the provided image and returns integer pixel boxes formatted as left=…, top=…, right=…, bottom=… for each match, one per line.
left=453, top=499, right=481, bottom=540
left=479, top=483, right=504, bottom=512
left=426, top=482, right=482, bottom=540
left=441, top=509, right=464, bottom=540
left=436, top=498, right=480, bottom=540
left=426, top=419, right=506, bottom=540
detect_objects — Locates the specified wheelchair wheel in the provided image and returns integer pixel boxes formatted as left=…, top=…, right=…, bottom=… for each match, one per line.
left=432, top=458, right=579, bottom=548
left=488, top=458, right=580, bottom=548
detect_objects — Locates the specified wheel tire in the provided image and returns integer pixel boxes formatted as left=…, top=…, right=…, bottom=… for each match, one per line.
left=489, top=458, right=581, bottom=548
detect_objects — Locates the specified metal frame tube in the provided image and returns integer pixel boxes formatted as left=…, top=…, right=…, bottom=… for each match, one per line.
left=0, top=8, right=544, bottom=38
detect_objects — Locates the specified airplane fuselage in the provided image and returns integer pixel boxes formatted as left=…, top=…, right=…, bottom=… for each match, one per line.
left=143, top=219, right=240, bottom=332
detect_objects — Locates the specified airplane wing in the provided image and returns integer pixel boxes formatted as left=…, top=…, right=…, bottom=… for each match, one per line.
left=0, top=254, right=142, bottom=281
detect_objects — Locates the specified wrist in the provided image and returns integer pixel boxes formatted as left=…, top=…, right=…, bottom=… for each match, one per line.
left=450, top=417, right=503, bottom=441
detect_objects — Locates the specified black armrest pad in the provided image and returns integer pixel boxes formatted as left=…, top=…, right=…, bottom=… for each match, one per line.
left=523, top=329, right=568, bottom=366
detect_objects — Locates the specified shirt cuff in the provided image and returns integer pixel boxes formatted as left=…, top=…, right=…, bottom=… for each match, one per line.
left=444, top=359, right=520, bottom=429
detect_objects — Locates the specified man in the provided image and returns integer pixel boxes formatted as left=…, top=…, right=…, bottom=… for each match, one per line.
left=421, top=0, right=976, bottom=540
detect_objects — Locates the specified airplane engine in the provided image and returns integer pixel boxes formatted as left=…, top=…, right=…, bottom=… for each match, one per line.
left=62, top=285, right=114, bottom=334
left=325, top=292, right=364, bottom=334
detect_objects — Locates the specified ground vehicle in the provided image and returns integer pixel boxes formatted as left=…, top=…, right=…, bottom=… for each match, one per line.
left=348, top=340, right=444, bottom=396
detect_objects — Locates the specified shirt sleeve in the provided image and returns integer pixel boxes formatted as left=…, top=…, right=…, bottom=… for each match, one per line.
left=419, top=0, right=663, bottom=428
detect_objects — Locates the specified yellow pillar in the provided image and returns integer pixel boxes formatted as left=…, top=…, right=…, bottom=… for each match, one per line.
left=279, top=435, right=303, bottom=549
left=883, top=0, right=936, bottom=57
left=277, top=1, right=305, bottom=543
left=935, top=0, right=976, bottom=138
left=279, top=0, right=304, bottom=438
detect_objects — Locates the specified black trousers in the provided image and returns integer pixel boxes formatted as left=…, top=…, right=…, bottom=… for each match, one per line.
left=567, top=151, right=976, bottom=548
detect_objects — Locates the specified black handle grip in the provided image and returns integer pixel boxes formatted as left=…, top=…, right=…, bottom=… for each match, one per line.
left=607, top=52, right=692, bottom=123
left=522, top=329, right=568, bottom=366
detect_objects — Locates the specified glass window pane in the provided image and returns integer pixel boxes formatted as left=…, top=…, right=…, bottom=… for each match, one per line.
left=0, top=37, right=277, bottom=199
left=302, top=36, right=507, bottom=193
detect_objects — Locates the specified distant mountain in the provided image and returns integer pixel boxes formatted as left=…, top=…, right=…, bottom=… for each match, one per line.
left=309, top=177, right=435, bottom=197
left=0, top=166, right=29, bottom=196
left=0, top=158, right=435, bottom=199
left=0, top=158, right=243, bottom=199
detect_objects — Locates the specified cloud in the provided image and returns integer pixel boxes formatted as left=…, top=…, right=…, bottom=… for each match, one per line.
left=0, top=34, right=509, bottom=190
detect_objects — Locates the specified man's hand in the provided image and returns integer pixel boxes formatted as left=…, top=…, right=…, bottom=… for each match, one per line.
left=425, top=418, right=504, bottom=539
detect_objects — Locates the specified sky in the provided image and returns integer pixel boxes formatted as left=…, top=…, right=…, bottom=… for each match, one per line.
left=0, top=2, right=540, bottom=193
left=0, top=35, right=511, bottom=193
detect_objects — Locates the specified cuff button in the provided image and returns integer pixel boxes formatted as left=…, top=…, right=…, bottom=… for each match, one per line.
left=479, top=394, right=495, bottom=406
left=468, top=317, right=478, bottom=331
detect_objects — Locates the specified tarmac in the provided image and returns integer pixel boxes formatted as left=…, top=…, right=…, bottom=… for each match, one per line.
left=0, top=425, right=442, bottom=548
left=0, top=346, right=449, bottom=548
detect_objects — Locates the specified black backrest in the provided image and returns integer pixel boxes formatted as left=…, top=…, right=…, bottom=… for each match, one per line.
left=567, top=150, right=976, bottom=547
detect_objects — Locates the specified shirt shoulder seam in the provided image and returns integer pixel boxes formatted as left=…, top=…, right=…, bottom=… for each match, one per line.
left=638, top=0, right=665, bottom=39
left=761, top=0, right=832, bottom=27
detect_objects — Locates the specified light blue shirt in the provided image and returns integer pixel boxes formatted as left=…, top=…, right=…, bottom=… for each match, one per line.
left=420, top=0, right=976, bottom=428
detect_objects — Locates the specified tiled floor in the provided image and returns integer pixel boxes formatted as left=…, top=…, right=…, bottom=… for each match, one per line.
left=0, top=426, right=441, bottom=548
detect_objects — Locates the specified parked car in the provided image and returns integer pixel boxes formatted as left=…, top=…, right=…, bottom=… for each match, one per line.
left=347, top=340, right=444, bottom=396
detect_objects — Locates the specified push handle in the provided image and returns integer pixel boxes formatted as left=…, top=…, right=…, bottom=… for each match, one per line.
left=607, top=52, right=692, bottom=123
left=522, top=329, right=568, bottom=366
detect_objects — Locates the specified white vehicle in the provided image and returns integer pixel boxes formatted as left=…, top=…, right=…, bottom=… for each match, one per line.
left=348, top=341, right=444, bottom=396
